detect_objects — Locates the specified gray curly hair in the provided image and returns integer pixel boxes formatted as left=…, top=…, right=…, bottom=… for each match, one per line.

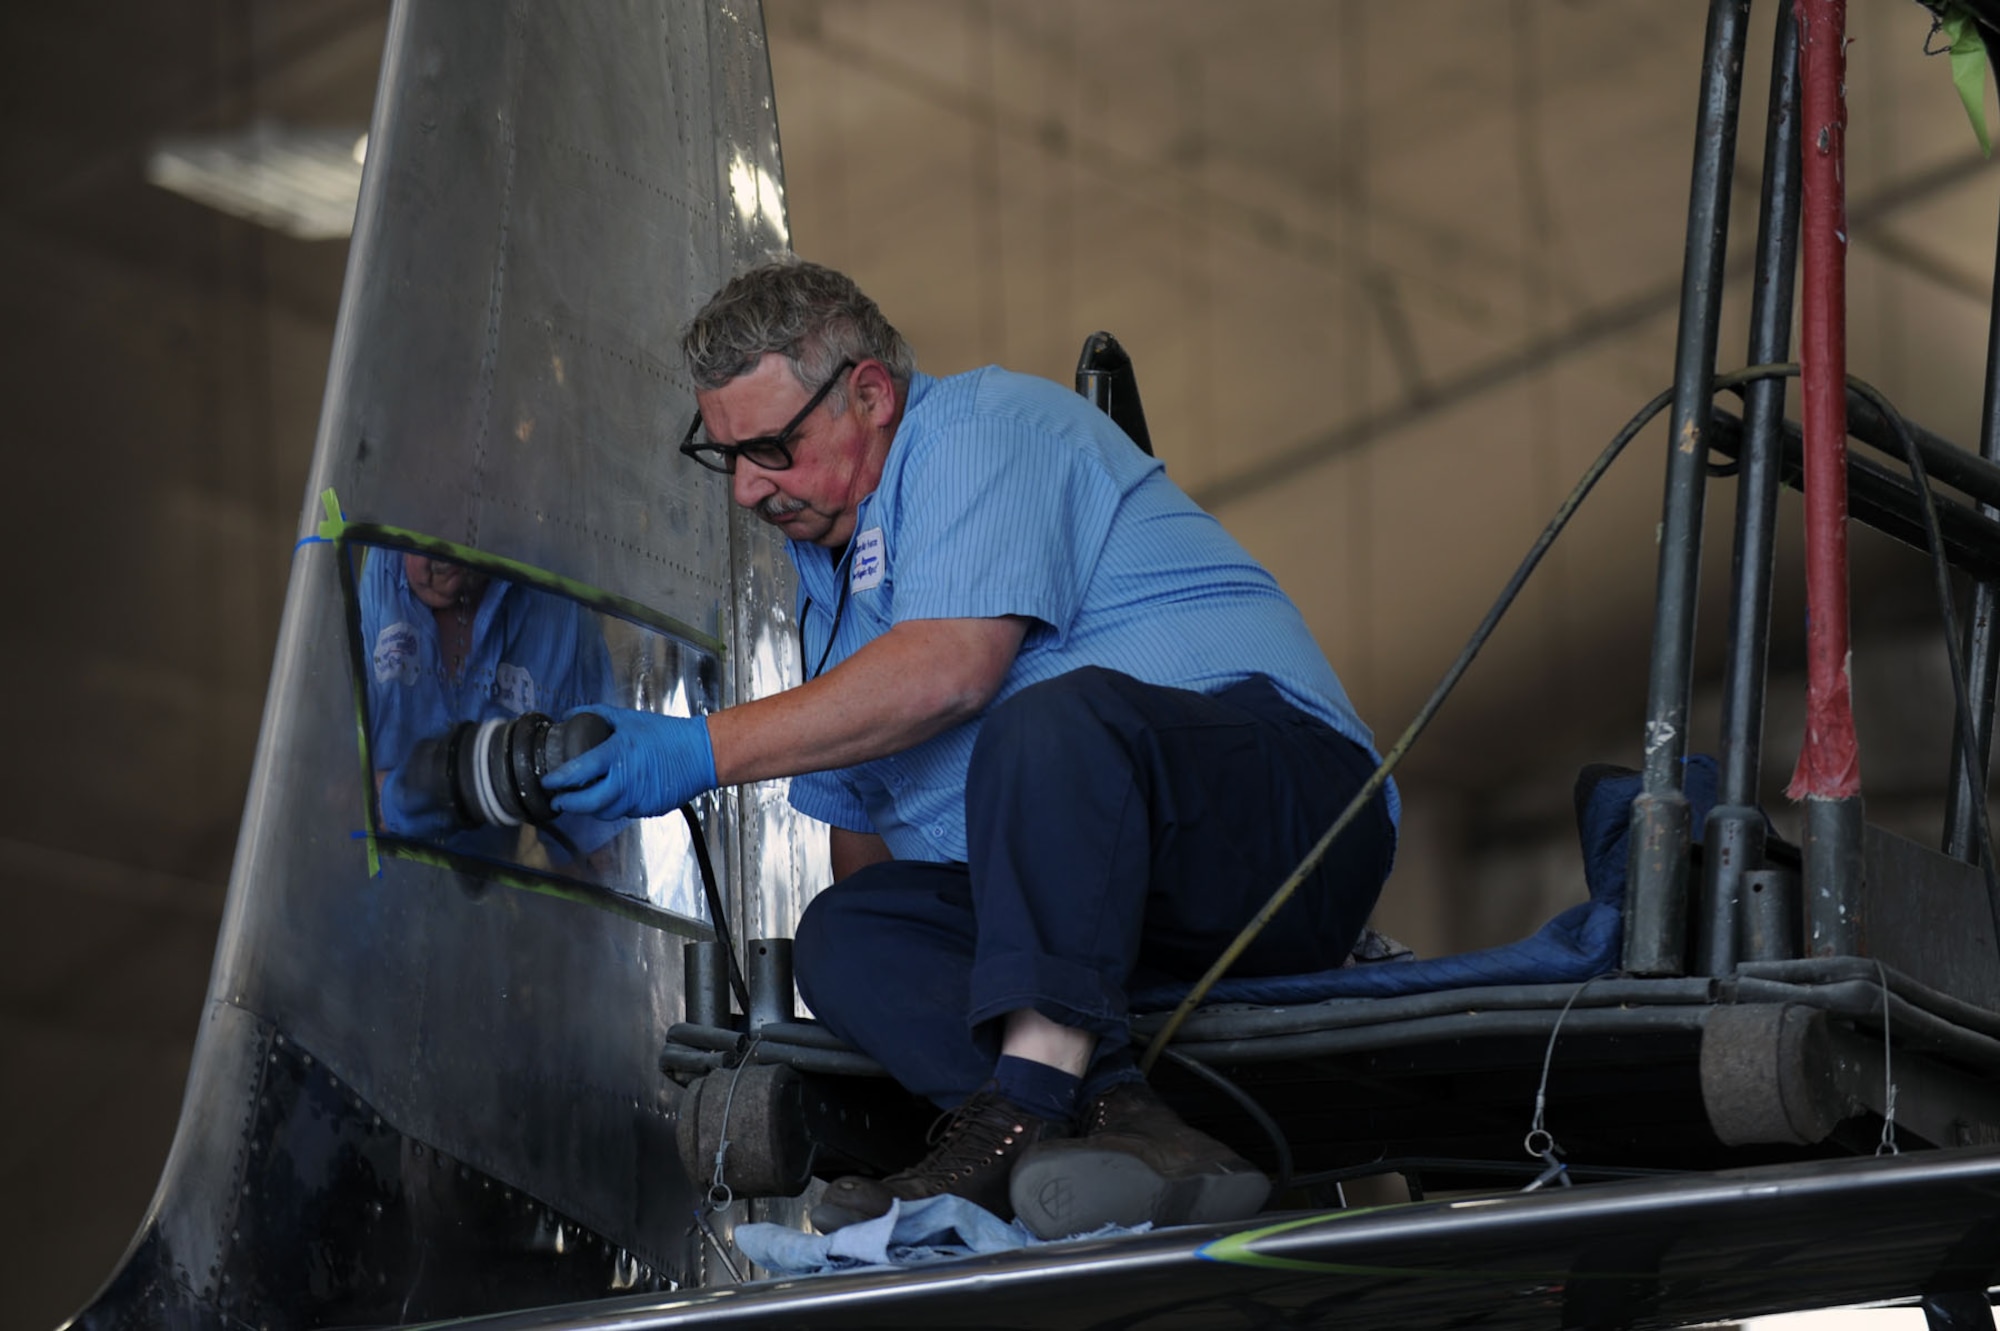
left=681, top=259, right=915, bottom=407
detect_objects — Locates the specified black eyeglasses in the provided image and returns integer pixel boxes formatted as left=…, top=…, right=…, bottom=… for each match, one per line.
left=677, top=359, right=856, bottom=474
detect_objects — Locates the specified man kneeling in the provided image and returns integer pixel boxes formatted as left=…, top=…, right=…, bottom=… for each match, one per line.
left=545, top=260, right=1398, bottom=1236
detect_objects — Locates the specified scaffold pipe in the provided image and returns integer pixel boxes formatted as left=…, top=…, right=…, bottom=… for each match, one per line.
left=1622, top=0, right=1750, bottom=977
left=1792, top=0, right=1864, bottom=955
left=1790, top=0, right=1859, bottom=801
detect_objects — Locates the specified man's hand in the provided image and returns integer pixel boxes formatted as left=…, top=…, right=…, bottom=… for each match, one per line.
left=379, top=763, right=461, bottom=840
left=544, top=706, right=717, bottom=820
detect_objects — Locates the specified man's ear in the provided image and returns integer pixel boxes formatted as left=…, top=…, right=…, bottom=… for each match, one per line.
left=851, top=359, right=899, bottom=427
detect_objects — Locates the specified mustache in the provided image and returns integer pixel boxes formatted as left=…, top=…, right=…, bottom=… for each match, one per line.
left=757, top=495, right=809, bottom=521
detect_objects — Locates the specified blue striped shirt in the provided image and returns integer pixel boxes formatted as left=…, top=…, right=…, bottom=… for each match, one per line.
left=786, top=367, right=1396, bottom=862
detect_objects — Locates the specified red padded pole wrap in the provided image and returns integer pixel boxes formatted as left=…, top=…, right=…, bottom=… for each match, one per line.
left=1788, top=0, right=1860, bottom=801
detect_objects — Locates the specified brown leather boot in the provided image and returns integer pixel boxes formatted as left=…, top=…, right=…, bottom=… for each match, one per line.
left=1008, top=1080, right=1270, bottom=1239
left=810, top=1090, right=1070, bottom=1233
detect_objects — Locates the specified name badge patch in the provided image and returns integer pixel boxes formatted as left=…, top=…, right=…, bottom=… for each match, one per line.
left=373, top=622, right=421, bottom=685
left=849, top=527, right=886, bottom=593
left=496, top=662, right=537, bottom=715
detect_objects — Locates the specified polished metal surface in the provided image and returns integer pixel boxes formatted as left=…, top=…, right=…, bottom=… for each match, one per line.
left=347, top=542, right=724, bottom=920
left=74, top=1, right=807, bottom=1324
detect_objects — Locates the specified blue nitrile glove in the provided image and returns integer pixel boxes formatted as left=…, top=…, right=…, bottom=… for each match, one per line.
left=379, top=762, right=462, bottom=840
left=543, top=704, right=718, bottom=821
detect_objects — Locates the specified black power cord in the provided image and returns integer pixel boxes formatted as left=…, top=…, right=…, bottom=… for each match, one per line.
left=1841, top=375, right=2000, bottom=950
left=1156, top=1048, right=1295, bottom=1199
left=682, top=802, right=751, bottom=1017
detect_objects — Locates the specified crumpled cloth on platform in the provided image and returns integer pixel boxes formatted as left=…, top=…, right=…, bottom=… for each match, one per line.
left=732, top=1195, right=1147, bottom=1277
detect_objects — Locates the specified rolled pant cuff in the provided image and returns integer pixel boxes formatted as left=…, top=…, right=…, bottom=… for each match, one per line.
left=967, top=951, right=1128, bottom=1042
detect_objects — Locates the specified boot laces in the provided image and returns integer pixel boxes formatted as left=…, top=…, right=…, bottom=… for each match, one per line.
left=910, top=1092, right=1034, bottom=1184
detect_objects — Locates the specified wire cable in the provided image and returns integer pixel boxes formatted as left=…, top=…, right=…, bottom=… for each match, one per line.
left=1873, top=958, right=1899, bottom=1157
left=1140, top=364, right=1800, bottom=1073
left=1521, top=978, right=1598, bottom=1191
left=705, top=1034, right=763, bottom=1211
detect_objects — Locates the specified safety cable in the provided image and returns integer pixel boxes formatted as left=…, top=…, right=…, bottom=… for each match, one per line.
left=1521, top=978, right=1597, bottom=1191
left=685, top=1032, right=764, bottom=1285
left=1873, top=959, right=1900, bottom=1157
left=705, top=1033, right=764, bottom=1212
left=1140, top=362, right=2000, bottom=1073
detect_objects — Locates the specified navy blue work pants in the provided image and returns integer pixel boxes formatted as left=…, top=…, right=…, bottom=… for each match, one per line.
left=793, top=667, right=1396, bottom=1107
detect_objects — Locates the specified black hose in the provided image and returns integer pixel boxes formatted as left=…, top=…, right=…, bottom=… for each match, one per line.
left=1842, top=375, right=2000, bottom=955
left=682, top=802, right=751, bottom=1016
left=1132, top=977, right=1721, bottom=1042
left=1156, top=1047, right=1293, bottom=1198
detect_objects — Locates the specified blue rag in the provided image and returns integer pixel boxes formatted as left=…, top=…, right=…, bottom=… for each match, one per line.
left=733, top=1195, right=1147, bottom=1277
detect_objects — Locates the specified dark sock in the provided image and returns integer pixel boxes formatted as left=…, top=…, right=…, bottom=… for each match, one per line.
left=1079, top=1045, right=1145, bottom=1105
left=992, top=1054, right=1082, bottom=1122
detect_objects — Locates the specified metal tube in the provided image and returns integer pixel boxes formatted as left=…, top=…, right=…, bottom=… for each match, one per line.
left=1790, top=0, right=1864, bottom=944
left=1943, top=72, right=2000, bottom=864
left=1805, top=795, right=1865, bottom=956
left=1706, top=408, right=2000, bottom=581
left=684, top=941, right=730, bottom=1030
left=1626, top=0, right=1752, bottom=976
left=1699, top=811, right=1757, bottom=975
left=746, top=937, right=795, bottom=1031
left=1700, top=0, right=1802, bottom=978
left=1741, top=867, right=1802, bottom=963
left=1844, top=391, right=2000, bottom=511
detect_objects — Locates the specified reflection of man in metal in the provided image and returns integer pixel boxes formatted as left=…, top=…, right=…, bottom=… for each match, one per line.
left=546, top=261, right=1397, bottom=1238
left=362, top=550, right=616, bottom=863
